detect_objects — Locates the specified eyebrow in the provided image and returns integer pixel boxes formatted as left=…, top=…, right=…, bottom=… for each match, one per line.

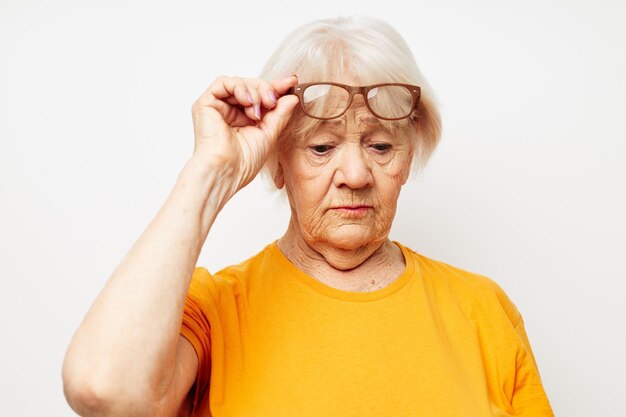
left=312, top=123, right=390, bottom=141
left=317, top=115, right=382, bottom=127
left=319, top=118, right=344, bottom=127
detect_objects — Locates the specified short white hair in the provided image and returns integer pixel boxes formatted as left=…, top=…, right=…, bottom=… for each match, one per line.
left=259, top=15, right=442, bottom=182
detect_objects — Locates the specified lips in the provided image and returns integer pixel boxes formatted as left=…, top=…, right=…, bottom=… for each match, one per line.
left=329, top=205, right=373, bottom=217
left=331, top=205, right=372, bottom=210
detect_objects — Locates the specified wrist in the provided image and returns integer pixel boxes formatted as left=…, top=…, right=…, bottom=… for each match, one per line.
left=166, top=156, right=238, bottom=235
left=182, top=153, right=237, bottom=187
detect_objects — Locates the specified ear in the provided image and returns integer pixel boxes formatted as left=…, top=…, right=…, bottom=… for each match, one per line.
left=273, top=162, right=285, bottom=189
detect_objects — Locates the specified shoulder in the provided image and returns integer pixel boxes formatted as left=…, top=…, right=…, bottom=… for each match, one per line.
left=188, top=242, right=276, bottom=300
left=399, top=242, right=522, bottom=327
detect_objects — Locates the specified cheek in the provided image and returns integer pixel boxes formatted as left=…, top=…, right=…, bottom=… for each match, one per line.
left=376, top=179, right=402, bottom=218
left=377, top=152, right=412, bottom=191
left=284, top=169, right=332, bottom=221
left=371, top=161, right=410, bottom=220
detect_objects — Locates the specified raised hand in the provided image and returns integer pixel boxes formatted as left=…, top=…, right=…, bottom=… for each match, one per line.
left=191, top=75, right=299, bottom=194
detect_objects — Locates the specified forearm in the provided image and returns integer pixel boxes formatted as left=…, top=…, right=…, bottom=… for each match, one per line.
left=62, top=155, right=234, bottom=413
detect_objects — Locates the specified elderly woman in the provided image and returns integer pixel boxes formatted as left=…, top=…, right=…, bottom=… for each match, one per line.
left=62, top=16, right=554, bottom=417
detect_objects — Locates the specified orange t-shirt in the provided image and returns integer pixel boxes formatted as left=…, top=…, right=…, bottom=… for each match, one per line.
left=180, top=241, right=554, bottom=417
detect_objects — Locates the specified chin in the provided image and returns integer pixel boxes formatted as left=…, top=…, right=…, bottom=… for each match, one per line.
left=322, top=225, right=382, bottom=251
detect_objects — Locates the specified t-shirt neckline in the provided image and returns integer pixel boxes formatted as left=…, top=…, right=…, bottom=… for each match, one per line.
left=268, top=240, right=417, bottom=302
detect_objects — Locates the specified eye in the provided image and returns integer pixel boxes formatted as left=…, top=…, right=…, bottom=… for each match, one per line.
left=310, top=144, right=334, bottom=155
left=371, top=143, right=392, bottom=153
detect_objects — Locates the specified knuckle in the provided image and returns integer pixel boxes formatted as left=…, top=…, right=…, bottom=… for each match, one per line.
left=211, top=74, right=227, bottom=88
left=191, top=97, right=213, bottom=115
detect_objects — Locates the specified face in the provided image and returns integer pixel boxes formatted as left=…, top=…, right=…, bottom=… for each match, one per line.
left=275, top=92, right=415, bottom=252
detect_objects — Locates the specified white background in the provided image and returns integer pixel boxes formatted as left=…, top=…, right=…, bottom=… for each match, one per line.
left=1, top=0, right=625, bottom=416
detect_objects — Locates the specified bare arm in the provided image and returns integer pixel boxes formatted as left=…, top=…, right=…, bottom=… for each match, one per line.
left=62, top=75, right=299, bottom=417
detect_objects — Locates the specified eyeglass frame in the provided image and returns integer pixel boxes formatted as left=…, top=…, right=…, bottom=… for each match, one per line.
left=288, top=82, right=421, bottom=121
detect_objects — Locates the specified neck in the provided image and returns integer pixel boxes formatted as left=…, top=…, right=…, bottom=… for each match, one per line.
left=277, top=218, right=405, bottom=292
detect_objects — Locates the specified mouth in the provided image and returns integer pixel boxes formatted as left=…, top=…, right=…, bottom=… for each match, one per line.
left=329, top=205, right=373, bottom=217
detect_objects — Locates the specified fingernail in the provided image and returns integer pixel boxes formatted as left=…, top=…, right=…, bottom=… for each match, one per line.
left=254, top=104, right=261, bottom=120
left=246, top=91, right=253, bottom=103
left=268, top=90, right=277, bottom=103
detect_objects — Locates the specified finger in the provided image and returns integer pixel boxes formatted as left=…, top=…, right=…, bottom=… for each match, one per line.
left=252, top=79, right=278, bottom=110
left=271, top=75, right=299, bottom=97
left=222, top=78, right=264, bottom=121
left=201, top=98, right=256, bottom=127
left=236, top=75, right=297, bottom=101
left=245, top=84, right=262, bottom=121
left=195, top=76, right=259, bottom=124
left=243, top=100, right=260, bottom=121
left=226, top=104, right=258, bottom=127
left=240, top=76, right=297, bottom=121
left=256, top=94, right=300, bottom=145
left=208, top=76, right=255, bottom=106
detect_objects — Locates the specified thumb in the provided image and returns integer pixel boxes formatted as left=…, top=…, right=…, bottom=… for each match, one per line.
left=258, top=94, right=299, bottom=144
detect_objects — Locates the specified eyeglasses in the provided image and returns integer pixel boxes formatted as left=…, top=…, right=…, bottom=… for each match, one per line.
left=289, top=82, right=421, bottom=121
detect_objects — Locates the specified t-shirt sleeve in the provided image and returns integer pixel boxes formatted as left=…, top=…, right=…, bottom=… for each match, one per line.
left=510, top=315, right=555, bottom=416
left=180, top=266, right=213, bottom=410
left=487, top=279, right=555, bottom=416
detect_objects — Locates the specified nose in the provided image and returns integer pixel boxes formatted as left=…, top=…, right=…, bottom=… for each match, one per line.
left=333, top=142, right=374, bottom=190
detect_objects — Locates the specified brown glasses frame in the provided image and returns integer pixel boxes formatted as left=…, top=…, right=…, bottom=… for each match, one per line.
left=289, top=82, right=421, bottom=121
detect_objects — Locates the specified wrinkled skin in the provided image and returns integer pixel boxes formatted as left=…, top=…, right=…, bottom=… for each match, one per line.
left=275, top=93, right=415, bottom=283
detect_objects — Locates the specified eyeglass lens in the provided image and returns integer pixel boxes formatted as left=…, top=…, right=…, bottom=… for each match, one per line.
left=301, top=84, right=414, bottom=119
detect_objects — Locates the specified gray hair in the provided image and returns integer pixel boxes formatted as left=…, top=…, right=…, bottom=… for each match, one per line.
left=260, top=15, right=442, bottom=182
